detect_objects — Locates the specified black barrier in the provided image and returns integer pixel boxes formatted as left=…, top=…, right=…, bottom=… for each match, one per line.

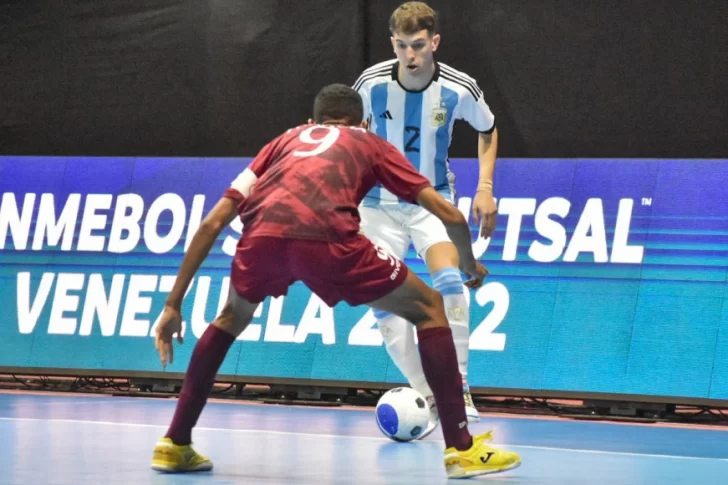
left=0, top=1, right=725, bottom=158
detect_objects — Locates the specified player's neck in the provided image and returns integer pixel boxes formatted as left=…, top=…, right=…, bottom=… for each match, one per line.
left=397, top=62, right=436, bottom=92
left=321, top=119, right=347, bottom=126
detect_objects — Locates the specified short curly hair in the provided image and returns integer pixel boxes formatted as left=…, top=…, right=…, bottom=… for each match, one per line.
left=389, top=2, right=438, bottom=36
left=312, top=84, right=364, bottom=124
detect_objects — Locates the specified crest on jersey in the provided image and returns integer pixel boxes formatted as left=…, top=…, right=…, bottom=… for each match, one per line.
left=431, top=97, right=448, bottom=127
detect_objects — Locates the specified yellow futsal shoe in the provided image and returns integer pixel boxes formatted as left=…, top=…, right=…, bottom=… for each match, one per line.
left=444, top=431, right=521, bottom=479
left=151, top=437, right=213, bottom=473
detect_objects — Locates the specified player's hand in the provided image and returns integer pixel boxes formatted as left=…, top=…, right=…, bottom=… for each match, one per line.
left=472, top=191, right=497, bottom=239
left=462, top=261, right=488, bottom=289
left=155, top=305, right=184, bottom=368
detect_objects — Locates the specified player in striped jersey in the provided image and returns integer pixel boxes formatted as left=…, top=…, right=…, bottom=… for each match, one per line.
left=353, top=2, right=502, bottom=441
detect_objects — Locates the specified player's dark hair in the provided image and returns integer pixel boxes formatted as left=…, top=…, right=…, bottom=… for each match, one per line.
left=313, top=84, right=364, bottom=125
left=389, top=2, right=438, bottom=36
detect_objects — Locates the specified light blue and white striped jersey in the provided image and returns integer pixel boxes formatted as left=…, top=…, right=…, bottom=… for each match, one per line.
left=353, top=59, right=495, bottom=206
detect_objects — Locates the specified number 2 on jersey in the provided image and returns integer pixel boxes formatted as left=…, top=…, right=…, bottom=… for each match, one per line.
left=404, top=126, right=420, bottom=153
left=293, top=125, right=341, bottom=157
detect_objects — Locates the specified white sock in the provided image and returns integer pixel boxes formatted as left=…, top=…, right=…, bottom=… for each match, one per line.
left=374, top=309, right=433, bottom=398
left=432, top=268, right=470, bottom=383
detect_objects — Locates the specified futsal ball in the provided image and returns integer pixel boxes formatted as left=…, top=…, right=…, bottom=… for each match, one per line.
left=375, top=387, right=430, bottom=442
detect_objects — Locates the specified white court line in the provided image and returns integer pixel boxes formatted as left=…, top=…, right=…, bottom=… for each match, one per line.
left=30, top=400, right=127, bottom=406
left=0, top=416, right=391, bottom=442
left=1, top=417, right=727, bottom=462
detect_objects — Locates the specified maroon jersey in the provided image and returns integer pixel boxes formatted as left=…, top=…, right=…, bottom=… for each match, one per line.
left=224, top=124, right=431, bottom=241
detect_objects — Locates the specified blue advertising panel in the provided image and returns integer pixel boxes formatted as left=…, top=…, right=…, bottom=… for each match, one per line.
left=1, top=156, right=726, bottom=401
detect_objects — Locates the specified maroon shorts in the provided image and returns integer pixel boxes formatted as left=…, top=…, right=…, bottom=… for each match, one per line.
left=230, top=235, right=408, bottom=307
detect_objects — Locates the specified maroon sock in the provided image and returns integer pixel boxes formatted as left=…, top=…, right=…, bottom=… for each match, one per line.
left=165, top=324, right=235, bottom=445
left=418, top=326, right=473, bottom=451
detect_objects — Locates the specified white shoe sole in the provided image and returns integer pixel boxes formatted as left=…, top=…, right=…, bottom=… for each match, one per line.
left=417, top=419, right=440, bottom=440
left=151, top=462, right=213, bottom=473
left=447, top=459, right=521, bottom=479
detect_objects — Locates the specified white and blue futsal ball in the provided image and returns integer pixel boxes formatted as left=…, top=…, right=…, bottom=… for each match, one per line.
left=375, top=387, right=430, bottom=442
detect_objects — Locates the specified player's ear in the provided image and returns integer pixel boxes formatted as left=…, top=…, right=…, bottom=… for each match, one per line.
left=360, top=119, right=369, bottom=130
left=431, top=33, right=441, bottom=52
left=390, top=36, right=396, bottom=53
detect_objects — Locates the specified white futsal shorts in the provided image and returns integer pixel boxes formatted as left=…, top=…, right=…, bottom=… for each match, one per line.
left=359, top=203, right=452, bottom=261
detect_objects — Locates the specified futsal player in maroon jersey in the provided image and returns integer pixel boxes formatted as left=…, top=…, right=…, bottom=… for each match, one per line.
left=151, top=84, right=520, bottom=479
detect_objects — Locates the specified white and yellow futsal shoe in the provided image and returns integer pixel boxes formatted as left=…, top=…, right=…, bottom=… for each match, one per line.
left=419, top=387, right=479, bottom=440
left=444, top=430, right=522, bottom=479
left=151, top=437, right=213, bottom=473
left=417, top=395, right=440, bottom=439
left=463, top=385, right=481, bottom=423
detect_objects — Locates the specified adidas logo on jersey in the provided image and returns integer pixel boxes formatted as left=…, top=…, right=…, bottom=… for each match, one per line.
left=379, top=110, right=393, bottom=120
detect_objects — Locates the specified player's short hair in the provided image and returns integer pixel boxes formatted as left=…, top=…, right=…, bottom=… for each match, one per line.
left=312, top=84, right=363, bottom=125
left=389, top=2, right=438, bottom=36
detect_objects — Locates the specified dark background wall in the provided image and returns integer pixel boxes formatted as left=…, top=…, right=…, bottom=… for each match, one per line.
left=1, top=0, right=725, bottom=158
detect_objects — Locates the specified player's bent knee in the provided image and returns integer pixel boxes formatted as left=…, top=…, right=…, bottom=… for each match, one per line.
left=429, top=290, right=448, bottom=326
left=425, top=242, right=460, bottom=273
left=212, top=304, right=247, bottom=337
left=413, top=287, right=448, bottom=330
left=212, top=294, right=257, bottom=337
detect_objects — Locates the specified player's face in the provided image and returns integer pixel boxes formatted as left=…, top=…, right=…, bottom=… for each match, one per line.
left=391, top=30, right=440, bottom=76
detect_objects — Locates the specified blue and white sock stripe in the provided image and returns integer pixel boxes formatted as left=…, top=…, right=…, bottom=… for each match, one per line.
left=373, top=308, right=394, bottom=321
left=435, top=185, right=453, bottom=202
left=432, top=267, right=464, bottom=295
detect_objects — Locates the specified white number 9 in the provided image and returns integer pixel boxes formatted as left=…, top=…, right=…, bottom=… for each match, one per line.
left=293, top=126, right=341, bottom=157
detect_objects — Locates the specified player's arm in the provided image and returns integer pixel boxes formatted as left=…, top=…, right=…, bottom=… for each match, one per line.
left=155, top=194, right=240, bottom=367
left=474, top=128, right=498, bottom=237
left=164, top=197, right=239, bottom=310
left=372, top=141, right=486, bottom=286
left=165, top=154, right=265, bottom=310
left=155, top=142, right=277, bottom=366
left=460, top=83, right=499, bottom=239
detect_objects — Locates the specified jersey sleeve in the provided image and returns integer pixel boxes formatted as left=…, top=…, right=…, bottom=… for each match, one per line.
left=459, top=82, right=496, bottom=134
left=359, top=87, right=372, bottom=124
left=353, top=79, right=372, bottom=124
left=223, top=136, right=283, bottom=202
left=371, top=139, right=432, bottom=203
left=224, top=168, right=258, bottom=203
